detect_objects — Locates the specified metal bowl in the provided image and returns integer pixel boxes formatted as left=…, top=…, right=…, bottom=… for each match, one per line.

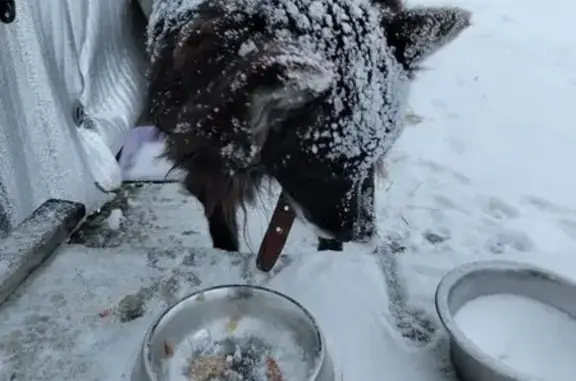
left=132, top=284, right=334, bottom=381
left=435, top=260, right=576, bottom=381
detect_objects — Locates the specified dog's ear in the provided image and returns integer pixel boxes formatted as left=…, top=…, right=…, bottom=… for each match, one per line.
left=385, top=7, right=471, bottom=72
left=249, top=50, right=335, bottom=147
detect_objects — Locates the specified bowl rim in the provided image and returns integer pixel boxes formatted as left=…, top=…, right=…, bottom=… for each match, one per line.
left=140, top=283, right=327, bottom=381
left=435, top=259, right=576, bottom=381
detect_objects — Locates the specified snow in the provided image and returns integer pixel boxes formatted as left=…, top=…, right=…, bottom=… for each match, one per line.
left=271, top=252, right=456, bottom=380
left=2, top=0, right=576, bottom=380
left=106, top=209, right=125, bottom=230
left=454, top=294, right=576, bottom=380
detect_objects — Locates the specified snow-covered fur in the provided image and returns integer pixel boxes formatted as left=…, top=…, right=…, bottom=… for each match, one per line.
left=146, top=0, right=471, bottom=251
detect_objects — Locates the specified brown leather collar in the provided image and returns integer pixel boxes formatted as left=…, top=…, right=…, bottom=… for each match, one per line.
left=256, top=191, right=295, bottom=272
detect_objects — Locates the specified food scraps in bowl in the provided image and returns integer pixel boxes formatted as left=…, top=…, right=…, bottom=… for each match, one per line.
left=186, top=344, right=285, bottom=381
left=163, top=318, right=310, bottom=381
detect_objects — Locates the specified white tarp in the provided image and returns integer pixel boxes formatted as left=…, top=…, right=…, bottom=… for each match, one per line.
left=0, top=0, right=148, bottom=233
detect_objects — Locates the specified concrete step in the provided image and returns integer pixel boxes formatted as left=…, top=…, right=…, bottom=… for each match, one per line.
left=0, top=199, right=85, bottom=306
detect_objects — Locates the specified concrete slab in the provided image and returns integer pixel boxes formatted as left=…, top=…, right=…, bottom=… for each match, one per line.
left=0, top=183, right=458, bottom=381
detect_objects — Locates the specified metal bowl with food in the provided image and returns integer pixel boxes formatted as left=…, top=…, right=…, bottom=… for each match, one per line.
left=132, top=284, right=334, bottom=381
left=435, top=260, right=576, bottom=381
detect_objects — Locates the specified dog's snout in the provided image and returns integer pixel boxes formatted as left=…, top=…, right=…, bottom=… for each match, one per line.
left=332, top=221, right=375, bottom=243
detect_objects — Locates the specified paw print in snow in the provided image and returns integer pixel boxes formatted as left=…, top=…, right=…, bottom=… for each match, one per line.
left=484, top=229, right=533, bottom=254
left=405, top=109, right=424, bottom=125
left=558, top=219, right=576, bottom=241
left=479, top=196, right=520, bottom=220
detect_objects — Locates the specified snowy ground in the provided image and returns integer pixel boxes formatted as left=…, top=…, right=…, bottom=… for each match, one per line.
left=2, top=0, right=576, bottom=379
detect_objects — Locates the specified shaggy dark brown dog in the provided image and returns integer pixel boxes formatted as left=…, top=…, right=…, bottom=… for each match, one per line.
left=146, top=0, right=471, bottom=252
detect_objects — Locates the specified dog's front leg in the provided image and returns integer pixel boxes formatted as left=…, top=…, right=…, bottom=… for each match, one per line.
left=184, top=173, right=239, bottom=252
left=206, top=202, right=239, bottom=252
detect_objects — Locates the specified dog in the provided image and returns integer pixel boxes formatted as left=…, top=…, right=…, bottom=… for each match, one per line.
left=146, top=0, right=471, bottom=252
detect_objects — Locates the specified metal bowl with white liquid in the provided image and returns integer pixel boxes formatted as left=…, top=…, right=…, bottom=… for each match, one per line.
left=436, top=260, right=576, bottom=381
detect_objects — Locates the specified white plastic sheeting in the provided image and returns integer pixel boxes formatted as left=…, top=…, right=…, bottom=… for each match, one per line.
left=137, top=0, right=153, bottom=18
left=0, top=0, right=148, bottom=233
